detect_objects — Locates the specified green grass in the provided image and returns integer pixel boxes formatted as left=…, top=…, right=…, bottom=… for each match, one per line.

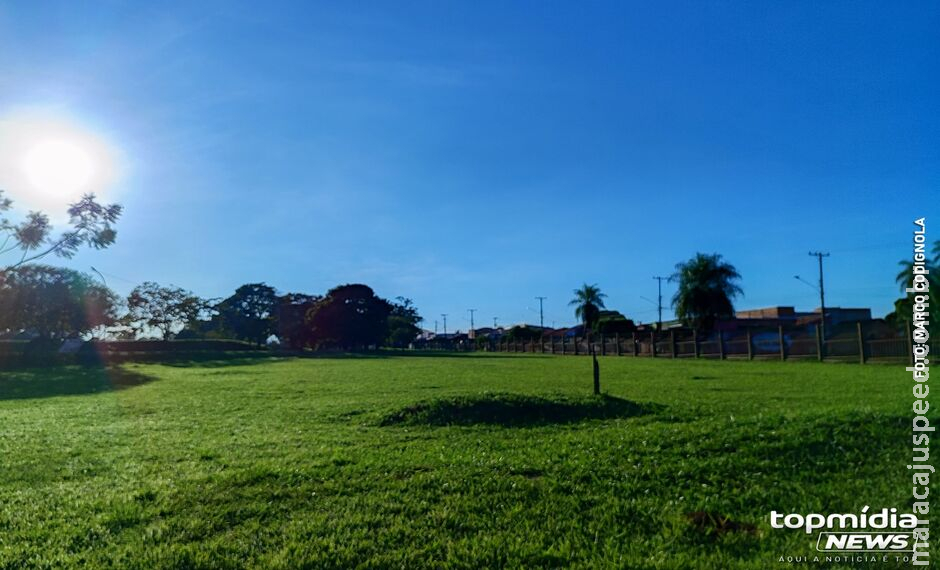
left=0, top=354, right=927, bottom=568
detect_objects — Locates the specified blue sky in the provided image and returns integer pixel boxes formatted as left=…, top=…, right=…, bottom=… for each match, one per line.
left=0, top=1, right=937, bottom=330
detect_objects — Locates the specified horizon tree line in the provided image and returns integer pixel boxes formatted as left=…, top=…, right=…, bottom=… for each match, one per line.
left=1, top=191, right=932, bottom=343
left=0, top=268, right=422, bottom=350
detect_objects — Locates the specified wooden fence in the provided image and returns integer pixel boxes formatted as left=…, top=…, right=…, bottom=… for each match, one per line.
left=483, top=323, right=931, bottom=364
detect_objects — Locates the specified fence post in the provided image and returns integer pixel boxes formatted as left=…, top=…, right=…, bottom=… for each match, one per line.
left=615, top=333, right=621, bottom=356
left=600, top=334, right=606, bottom=356
left=562, top=337, right=566, bottom=355
left=670, top=330, right=677, bottom=358
left=778, top=325, right=786, bottom=361
left=815, top=324, right=823, bottom=362
left=718, top=332, right=725, bottom=360
left=632, top=332, right=638, bottom=356
left=906, top=321, right=914, bottom=366
left=574, top=337, right=579, bottom=356
left=693, top=329, right=699, bottom=358
left=856, top=322, right=865, bottom=364
left=746, top=328, right=753, bottom=361
left=650, top=331, right=657, bottom=358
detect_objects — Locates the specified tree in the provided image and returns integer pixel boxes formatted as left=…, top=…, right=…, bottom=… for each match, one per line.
left=387, top=297, right=421, bottom=347
left=505, top=325, right=543, bottom=341
left=887, top=239, right=939, bottom=333
left=670, top=252, right=742, bottom=330
left=216, top=283, right=279, bottom=346
left=0, top=191, right=122, bottom=271
left=597, top=310, right=636, bottom=335
left=0, top=265, right=118, bottom=338
left=277, top=293, right=321, bottom=349
left=570, top=284, right=607, bottom=395
left=569, top=283, right=607, bottom=333
left=125, top=282, right=211, bottom=340
left=306, top=284, right=392, bottom=349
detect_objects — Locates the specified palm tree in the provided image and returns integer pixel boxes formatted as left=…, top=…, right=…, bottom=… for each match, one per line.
left=670, top=253, right=742, bottom=330
left=569, top=283, right=607, bottom=333
left=895, top=239, right=939, bottom=292
left=890, top=239, right=939, bottom=332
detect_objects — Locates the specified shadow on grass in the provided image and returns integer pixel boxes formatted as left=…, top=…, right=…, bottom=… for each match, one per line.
left=108, top=350, right=545, bottom=368
left=290, top=350, right=550, bottom=361
left=151, top=352, right=282, bottom=368
left=381, top=393, right=662, bottom=427
left=0, top=366, right=157, bottom=401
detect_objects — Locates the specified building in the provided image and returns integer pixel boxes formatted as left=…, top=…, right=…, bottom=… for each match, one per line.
left=648, top=305, right=874, bottom=333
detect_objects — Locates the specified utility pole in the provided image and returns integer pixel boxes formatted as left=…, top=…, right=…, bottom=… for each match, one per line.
left=468, top=309, right=476, bottom=338
left=535, top=296, right=547, bottom=330
left=652, top=276, right=666, bottom=330
left=809, top=251, right=830, bottom=341
left=441, top=314, right=448, bottom=337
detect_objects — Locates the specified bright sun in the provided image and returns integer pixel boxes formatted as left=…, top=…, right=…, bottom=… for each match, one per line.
left=22, top=139, right=97, bottom=197
left=0, top=110, right=121, bottom=211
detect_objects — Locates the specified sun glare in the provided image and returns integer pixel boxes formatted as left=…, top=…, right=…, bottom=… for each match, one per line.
left=23, top=139, right=97, bottom=197
left=0, top=110, right=121, bottom=212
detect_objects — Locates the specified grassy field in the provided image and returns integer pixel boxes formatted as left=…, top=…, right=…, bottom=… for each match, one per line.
left=0, top=353, right=924, bottom=569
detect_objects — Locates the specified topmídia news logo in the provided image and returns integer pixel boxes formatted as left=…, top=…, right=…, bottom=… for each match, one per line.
left=770, top=507, right=918, bottom=556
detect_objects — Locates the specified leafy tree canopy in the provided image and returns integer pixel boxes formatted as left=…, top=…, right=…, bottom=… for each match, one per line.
left=0, top=264, right=118, bottom=338
left=307, top=284, right=392, bottom=349
left=0, top=191, right=122, bottom=271
left=216, top=283, right=279, bottom=346
left=387, top=296, right=422, bottom=347
left=670, top=252, right=742, bottom=330
left=277, top=292, right=321, bottom=349
left=597, top=310, right=636, bottom=335
left=505, top=325, right=543, bottom=341
left=125, top=282, right=211, bottom=340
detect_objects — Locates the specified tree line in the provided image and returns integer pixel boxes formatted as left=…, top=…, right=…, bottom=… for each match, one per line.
left=0, top=192, right=421, bottom=350
left=1, top=191, right=934, bottom=348
left=0, top=272, right=422, bottom=350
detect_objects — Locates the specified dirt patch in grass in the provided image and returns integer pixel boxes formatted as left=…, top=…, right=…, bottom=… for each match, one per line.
left=380, top=393, right=661, bottom=427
